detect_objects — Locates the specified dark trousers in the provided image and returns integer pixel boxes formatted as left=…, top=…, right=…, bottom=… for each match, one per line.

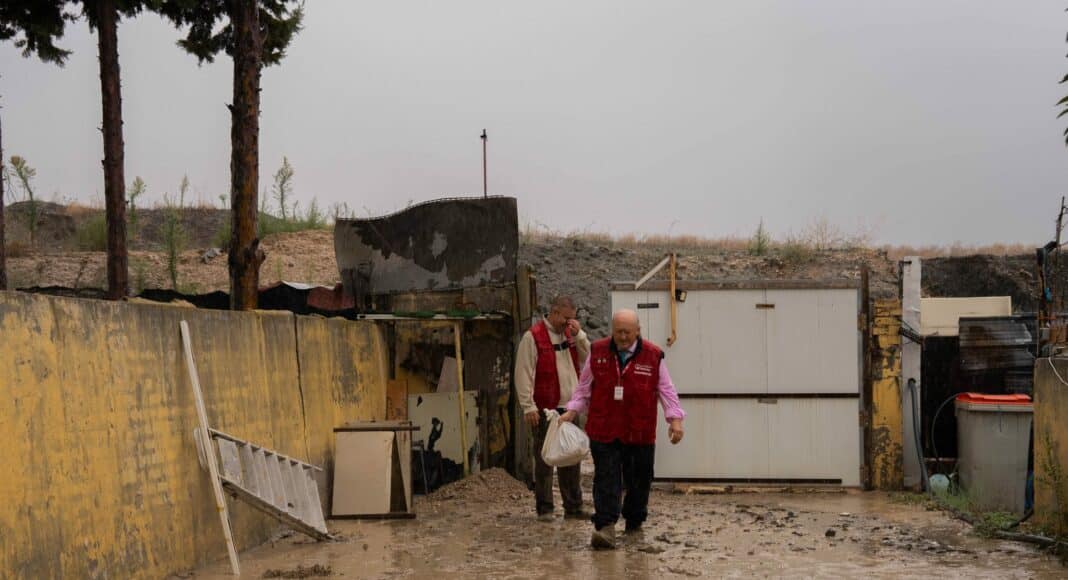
left=590, top=439, right=655, bottom=530
left=532, top=413, right=583, bottom=514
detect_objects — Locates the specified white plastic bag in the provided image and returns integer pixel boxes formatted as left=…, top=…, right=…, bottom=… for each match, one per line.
left=540, top=409, right=590, bottom=467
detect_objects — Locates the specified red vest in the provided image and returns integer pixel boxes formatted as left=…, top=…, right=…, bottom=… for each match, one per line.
left=584, top=337, right=662, bottom=445
left=530, top=320, right=581, bottom=410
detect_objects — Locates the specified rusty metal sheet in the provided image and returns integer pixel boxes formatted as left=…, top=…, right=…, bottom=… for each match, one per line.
left=335, top=197, right=518, bottom=299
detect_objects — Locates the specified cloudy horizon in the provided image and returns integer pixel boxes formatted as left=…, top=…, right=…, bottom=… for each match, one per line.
left=1, top=1, right=1066, bottom=246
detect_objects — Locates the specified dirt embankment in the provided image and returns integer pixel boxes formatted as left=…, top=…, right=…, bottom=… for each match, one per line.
left=526, top=240, right=1064, bottom=339
left=4, top=201, right=229, bottom=252
left=4, top=202, right=1057, bottom=325
left=922, top=255, right=1052, bottom=313
left=522, top=237, right=899, bottom=338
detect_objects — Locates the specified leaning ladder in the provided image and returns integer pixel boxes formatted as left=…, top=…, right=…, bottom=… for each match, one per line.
left=180, top=321, right=332, bottom=576
left=194, top=427, right=331, bottom=541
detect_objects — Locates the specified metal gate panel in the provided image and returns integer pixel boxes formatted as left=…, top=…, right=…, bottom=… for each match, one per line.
left=654, top=399, right=770, bottom=479
left=612, top=283, right=862, bottom=485
left=765, top=398, right=861, bottom=485
left=610, top=290, right=652, bottom=331
left=622, top=289, right=769, bottom=394
left=765, top=289, right=859, bottom=394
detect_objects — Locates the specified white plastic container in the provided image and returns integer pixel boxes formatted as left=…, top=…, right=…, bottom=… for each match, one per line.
left=955, top=393, right=1033, bottom=515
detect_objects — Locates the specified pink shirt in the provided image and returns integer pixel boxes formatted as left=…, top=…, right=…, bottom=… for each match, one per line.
left=565, top=340, right=686, bottom=422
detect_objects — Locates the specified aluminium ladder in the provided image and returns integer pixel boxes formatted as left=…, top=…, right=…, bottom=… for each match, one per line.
left=193, top=427, right=331, bottom=540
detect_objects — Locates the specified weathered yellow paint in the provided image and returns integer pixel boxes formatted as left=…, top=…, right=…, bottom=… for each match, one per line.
left=871, top=299, right=904, bottom=490
left=1034, top=358, right=1068, bottom=535
left=296, top=315, right=389, bottom=501
left=392, top=321, right=454, bottom=395
left=0, top=291, right=389, bottom=578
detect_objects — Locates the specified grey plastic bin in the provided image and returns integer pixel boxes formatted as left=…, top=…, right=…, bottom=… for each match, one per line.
left=955, top=393, right=1033, bottom=515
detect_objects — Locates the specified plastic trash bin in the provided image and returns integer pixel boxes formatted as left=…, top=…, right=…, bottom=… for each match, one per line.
left=955, top=393, right=1033, bottom=515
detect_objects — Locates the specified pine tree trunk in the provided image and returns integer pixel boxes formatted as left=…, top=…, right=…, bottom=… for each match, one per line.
left=0, top=109, right=6, bottom=291
left=228, top=0, right=265, bottom=310
left=97, top=0, right=128, bottom=300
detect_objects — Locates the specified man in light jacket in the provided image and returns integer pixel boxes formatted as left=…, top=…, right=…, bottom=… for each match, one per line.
left=515, top=295, right=591, bottom=521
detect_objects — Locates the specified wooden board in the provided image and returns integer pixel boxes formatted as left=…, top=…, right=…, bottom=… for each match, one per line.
left=331, top=431, right=394, bottom=516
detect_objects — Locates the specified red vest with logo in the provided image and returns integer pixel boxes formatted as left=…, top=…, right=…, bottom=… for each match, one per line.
left=584, top=337, right=662, bottom=445
left=531, top=320, right=581, bottom=410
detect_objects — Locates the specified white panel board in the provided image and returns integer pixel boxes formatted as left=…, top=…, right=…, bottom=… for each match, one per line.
left=332, top=431, right=393, bottom=516
left=920, top=296, right=1012, bottom=337
left=766, top=398, right=862, bottom=486
left=408, top=391, right=480, bottom=471
left=654, top=399, right=769, bottom=479
left=765, top=289, right=858, bottom=394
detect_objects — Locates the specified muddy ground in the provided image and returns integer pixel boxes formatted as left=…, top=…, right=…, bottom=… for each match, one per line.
left=187, top=468, right=1064, bottom=579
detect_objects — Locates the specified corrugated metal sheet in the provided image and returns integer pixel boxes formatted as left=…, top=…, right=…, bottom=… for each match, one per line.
left=958, top=315, right=1035, bottom=373
left=307, top=284, right=355, bottom=312
left=259, top=282, right=355, bottom=314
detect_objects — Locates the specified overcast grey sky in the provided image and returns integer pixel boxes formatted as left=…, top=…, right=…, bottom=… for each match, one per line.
left=1, top=1, right=1066, bottom=245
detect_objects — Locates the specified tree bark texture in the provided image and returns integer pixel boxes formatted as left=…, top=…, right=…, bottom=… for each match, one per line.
left=228, top=0, right=265, bottom=310
left=0, top=110, right=6, bottom=291
left=97, top=0, right=128, bottom=300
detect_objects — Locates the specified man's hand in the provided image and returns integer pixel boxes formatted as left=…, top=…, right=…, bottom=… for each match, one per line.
left=524, top=410, right=540, bottom=428
left=668, top=419, right=684, bottom=444
left=566, top=319, right=581, bottom=336
left=559, top=410, right=578, bottom=423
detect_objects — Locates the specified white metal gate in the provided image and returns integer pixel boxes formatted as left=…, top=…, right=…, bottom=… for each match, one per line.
left=610, top=281, right=862, bottom=486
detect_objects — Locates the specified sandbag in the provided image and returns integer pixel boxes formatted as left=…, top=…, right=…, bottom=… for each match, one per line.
left=541, top=409, right=590, bottom=467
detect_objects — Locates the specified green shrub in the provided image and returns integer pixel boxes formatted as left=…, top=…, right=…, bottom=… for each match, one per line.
left=748, top=219, right=770, bottom=256
left=213, top=195, right=329, bottom=248
left=131, top=258, right=148, bottom=294
left=162, top=198, right=185, bottom=290
left=780, top=236, right=814, bottom=266
left=972, top=511, right=1018, bottom=538
left=76, top=214, right=107, bottom=251
left=8, top=155, right=40, bottom=243
left=127, top=176, right=146, bottom=240
left=212, top=222, right=231, bottom=248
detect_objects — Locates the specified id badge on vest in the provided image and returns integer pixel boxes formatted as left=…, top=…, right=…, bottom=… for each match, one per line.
left=614, top=385, right=624, bottom=401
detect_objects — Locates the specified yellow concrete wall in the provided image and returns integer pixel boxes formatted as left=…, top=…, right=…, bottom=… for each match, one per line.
left=0, top=291, right=388, bottom=578
left=296, top=315, right=389, bottom=504
left=871, top=299, right=904, bottom=490
left=1034, top=358, right=1068, bottom=535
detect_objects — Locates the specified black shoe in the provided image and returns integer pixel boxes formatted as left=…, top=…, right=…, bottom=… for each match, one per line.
left=591, top=526, right=617, bottom=550
left=624, top=521, right=642, bottom=533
